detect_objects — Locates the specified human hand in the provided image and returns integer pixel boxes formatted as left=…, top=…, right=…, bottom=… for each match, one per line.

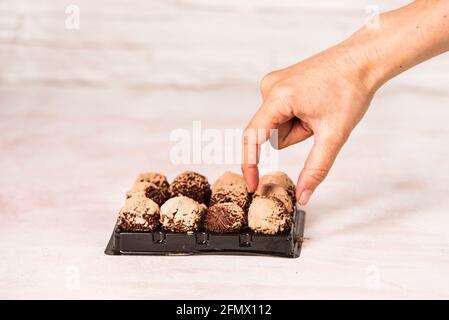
left=241, top=40, right=379, bottom=206
left=242, top=0, right=449, bottom=206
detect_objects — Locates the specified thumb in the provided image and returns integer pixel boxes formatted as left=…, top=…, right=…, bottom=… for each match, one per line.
left=296, top=131, right=347, bottom=205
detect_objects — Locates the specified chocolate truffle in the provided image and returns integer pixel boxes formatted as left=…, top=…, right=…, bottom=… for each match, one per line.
left=212, top=171, right=247, bottom=191
left=248, top=197, right=291, bottom=235
left=126, top=181, right=170, bottom=206
left=160, top=196, right=207, bottom=232
left=118, top=194, right=160, bottom=231
left=254, top=183, right=293, bottom=214
left=134, top=172, right=169, bottom=190
left=169, top=171, right=211, bottom=205
left=210, top=184, right=250, bottom=211
left=205, top=203, right=246, bottom=233
left=259, top=171, right=296, bottom=202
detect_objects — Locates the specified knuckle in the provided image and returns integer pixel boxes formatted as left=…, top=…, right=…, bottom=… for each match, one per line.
left=305, top=168, right=328, bottom=184
left=269, top=82, right=295, bottom=101
left=260, top=71, right=279, bottom=91
left=242, top=128, right=256, bottom=145
left=321, top=127, right=351, bottom=146
left=241, top=163, right=257, bottom=173
left=332, top=129, right=351, bottom=145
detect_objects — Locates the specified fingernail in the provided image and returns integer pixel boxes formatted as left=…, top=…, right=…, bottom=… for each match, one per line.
left=299, top=189, right=313, bottom=206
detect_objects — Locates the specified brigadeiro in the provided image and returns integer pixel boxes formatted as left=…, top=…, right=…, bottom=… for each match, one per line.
left=248, top=197, right=291, bottom=235
left=118, top=194, right=160, bottom=232
left=169, top=171, right=211, bottom=205
left=210, top=184, right=250, bottom=211
left=205, top=202, right=246, bottom=233
left=160, top=196, right=207, bottom=232
left=259, top=171, right=296, bottom=203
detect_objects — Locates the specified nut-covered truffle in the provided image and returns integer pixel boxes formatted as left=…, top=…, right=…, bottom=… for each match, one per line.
left=210, top=184, right=250, bottom=211
left=254, top=183, right=293, bottom=214
left=118, top=194, right=160, bottom=231
left=212, top=171, right=247, bottom=192
left=205, top=202, right=247, bottom=233
left=160, top=196, right=206, bottom=232
left=169, top=171, right=211, bottom=205
left=259, top=171, right=296, bottom=202
left=126, top=181, right=170, bottom=206
left=248, top=197, right=291, bottom=235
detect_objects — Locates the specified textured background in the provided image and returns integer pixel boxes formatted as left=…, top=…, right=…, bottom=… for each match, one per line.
left=1, top=0, right=449, bottom=299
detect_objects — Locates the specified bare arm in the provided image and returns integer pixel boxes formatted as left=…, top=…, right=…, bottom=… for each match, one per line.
left=351, top=0, right=449, bottom=89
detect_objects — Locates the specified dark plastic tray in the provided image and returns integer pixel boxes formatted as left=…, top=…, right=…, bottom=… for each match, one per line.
left=105, top=205, right=305, bottom=258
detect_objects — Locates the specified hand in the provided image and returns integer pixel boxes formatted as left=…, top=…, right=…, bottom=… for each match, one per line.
left=242, top=0, right=449, bottom=206
left=242, top=41, right=378, bottom=206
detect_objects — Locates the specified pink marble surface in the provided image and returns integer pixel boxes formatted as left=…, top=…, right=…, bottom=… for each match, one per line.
left=1, top=85, right=449, bottom=299
left=2, top=0, right=449, bottom=300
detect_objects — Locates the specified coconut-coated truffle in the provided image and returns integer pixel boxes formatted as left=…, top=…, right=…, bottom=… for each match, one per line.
left=168, top=171, right=211, bottom=205
left=118, top=194, right=160, bottom=231
left=160, top=196, right=206, bottom=232
left=248, top=197, right=291, bottom=235
left=205, top=202, right=247, bottom=233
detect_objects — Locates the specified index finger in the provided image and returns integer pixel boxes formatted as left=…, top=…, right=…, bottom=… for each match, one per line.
left=241, top=103, right=290, bottom=192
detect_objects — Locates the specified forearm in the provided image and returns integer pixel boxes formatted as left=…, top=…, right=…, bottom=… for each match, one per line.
left=343, top=0, right=449, bottom=91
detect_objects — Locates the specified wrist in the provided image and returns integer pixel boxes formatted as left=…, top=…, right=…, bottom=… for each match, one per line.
left=337, top=27, right=390, bottom=95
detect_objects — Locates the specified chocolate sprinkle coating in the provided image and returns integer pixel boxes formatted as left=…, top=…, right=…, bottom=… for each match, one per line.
left=169, top=171, right=211, bottom=205
left=135, top=172, right=170, bottom=190
left=205, top=202, right=246, bottom=233
left=145, top=183, right=170, bottom=207
left=126, top=181, right=170, bottom=206
left=210, top=184, right=250, bottom=211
